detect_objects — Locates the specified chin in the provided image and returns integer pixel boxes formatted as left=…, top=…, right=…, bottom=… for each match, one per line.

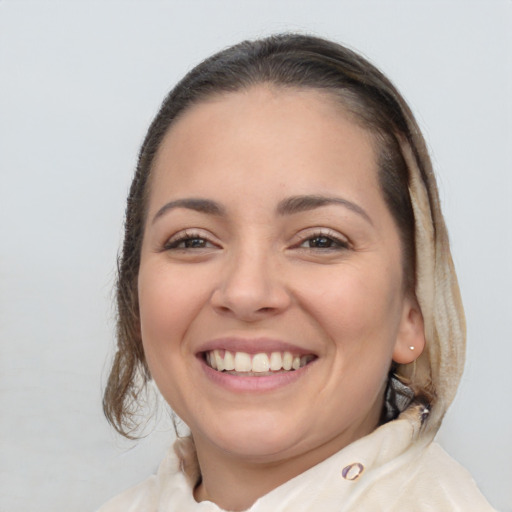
left=220, top=435, right=299, bottom=461
left=197, top=412, right=306, bottom=460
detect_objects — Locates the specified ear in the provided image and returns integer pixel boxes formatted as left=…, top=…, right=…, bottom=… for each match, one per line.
left=392, top=295, right=426, bottom=365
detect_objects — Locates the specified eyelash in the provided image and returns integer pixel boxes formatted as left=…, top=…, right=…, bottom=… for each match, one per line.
left=163, top=230, right=216, bottom=250
left=163, top=229, right=350, bottom=252
left=295, top=229, right=350, bottom=251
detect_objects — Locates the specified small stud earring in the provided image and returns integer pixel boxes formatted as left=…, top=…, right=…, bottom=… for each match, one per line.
left=409, top=346, right=415, bottom=350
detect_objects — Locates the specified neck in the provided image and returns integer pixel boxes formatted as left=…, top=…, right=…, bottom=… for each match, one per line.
left=193, top=452, right=301, bottom=511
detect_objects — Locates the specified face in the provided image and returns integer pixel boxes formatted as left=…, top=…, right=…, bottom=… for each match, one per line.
left=138, top=86, right=424, bottom=466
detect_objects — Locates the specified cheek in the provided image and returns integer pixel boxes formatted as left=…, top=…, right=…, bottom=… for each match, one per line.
left=138, top=262, right=210, bottom=362
left=137, top=261, right=216, bottom=421
left=310, top=267, right=404, bottom=400
left=298, top=263, right=404, bottom=356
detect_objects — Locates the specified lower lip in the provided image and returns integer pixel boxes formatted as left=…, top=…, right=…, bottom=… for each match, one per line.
left=199, top=357, right=315, bottom=392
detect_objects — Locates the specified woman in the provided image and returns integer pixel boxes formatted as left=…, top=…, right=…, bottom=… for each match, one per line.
left=99, top=34, right=495, bottom=511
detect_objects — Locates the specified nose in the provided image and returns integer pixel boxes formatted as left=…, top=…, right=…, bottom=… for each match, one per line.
left=210, top=245, right=291, bottom=322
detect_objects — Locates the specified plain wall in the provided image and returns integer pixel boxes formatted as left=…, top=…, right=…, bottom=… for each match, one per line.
left=1, top=1, right=511, bottom=511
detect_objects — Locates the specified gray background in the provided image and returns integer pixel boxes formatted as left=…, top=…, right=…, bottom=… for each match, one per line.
left=1, top=1, right=510, bottom=511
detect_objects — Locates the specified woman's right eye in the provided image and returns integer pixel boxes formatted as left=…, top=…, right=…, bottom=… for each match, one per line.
left=163, top=233, right=215, bottom=250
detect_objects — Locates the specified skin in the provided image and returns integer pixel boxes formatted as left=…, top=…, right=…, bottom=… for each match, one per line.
left=138, top=86, right=425, bottom=511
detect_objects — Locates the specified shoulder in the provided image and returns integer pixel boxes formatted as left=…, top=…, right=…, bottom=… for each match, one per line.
left=364, top=441, right=497, bottom=512
left=94, top=445, right=190, bottom=512
left=412, top=443, right=495, bottom=509
left=95, top=475, right=158, bottom=512
left=416, top=442, right=484, bottom=484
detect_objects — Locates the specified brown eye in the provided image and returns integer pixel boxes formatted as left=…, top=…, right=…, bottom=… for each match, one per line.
left=164, top=234, right=213, bottom=250
left=300, top=234, right=349, bottom=250
left=307, top=236, right=336, bottom=248
left=182, top=237, right=208, bottom=249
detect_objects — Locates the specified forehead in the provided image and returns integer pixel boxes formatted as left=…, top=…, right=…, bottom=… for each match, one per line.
left=150, top=86, right=379, bottom=197
left=164, top=85, right=369, bottom=143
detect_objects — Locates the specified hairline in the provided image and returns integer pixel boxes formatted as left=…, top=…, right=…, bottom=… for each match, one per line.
left=142, top=82, right=387, bottom=220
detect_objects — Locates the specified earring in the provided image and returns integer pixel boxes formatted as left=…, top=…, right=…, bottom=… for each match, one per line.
left=409, top=346, right=415, bottom=350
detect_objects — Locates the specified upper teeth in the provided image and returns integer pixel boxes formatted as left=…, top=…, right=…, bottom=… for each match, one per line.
left=205, top=350, right=313, bottom=373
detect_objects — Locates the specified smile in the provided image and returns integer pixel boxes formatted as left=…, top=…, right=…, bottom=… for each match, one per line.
left=204, top=349, right=316, bottom=375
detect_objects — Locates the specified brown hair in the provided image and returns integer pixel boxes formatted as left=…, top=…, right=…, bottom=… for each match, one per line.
left=103, top=33, right=440, bottom=438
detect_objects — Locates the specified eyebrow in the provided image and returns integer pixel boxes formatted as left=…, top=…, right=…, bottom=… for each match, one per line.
left=276, top=195, right=373, bottom=225
left=151, top=194, right=372, bottom=225
left=152, top=198, right=225, bottom=224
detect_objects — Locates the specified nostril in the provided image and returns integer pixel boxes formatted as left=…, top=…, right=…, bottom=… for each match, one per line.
left=210, top=280, right=291, bottom=321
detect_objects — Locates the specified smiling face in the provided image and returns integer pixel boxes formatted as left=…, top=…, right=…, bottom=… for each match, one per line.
left=138, top=86, right=424, bottom=467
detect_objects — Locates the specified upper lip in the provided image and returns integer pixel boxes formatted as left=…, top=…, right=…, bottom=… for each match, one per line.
left=196, top=337, right=316, bottom=356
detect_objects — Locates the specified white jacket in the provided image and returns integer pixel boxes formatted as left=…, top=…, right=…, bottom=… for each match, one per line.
left=97, top=412, right=495, bottom=512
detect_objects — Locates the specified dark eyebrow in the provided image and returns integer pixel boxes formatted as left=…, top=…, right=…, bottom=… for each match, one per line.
left=276, top=195, right=373, bottom=225
left=152, top=198, right=226, bottom=224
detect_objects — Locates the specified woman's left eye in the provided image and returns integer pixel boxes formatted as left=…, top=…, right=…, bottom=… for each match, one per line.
left=298, top=233, right=349, bottom=250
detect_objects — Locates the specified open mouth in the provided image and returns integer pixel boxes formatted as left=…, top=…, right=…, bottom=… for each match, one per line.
left=203, top=349, right=316, bottom=376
